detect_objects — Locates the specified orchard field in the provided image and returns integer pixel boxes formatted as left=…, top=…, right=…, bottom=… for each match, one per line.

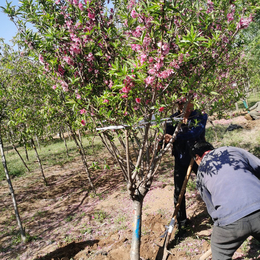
left=0, top=0, right=260, bottom=259
left=1, top=104, right=260, bottom=260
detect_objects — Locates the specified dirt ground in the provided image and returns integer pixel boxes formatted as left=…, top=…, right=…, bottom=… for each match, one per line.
left=0, top=115, right=260, bottom=260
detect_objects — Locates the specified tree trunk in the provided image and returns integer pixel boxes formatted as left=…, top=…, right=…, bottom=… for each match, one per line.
left=13, top=144, right=30, bottom=172
left=130, top=197, right=143, bottom=260
left=0, top=131, right=26, bottom=242
left=61, top=127, right=69, bottom=158
left=31, top=138, right=48, bottom=186
left=68, top=125, right=95, bottom=192
left=23, top=138, right=29, bottom=161
left=35, top=135, right=40, bottom=150
left=9, top=131, right=30, bottom=172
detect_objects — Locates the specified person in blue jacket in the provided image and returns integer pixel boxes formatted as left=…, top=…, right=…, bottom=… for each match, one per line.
left=163, top=100, right=208, bottom=232
left=190, top=141, right=260, bottom=260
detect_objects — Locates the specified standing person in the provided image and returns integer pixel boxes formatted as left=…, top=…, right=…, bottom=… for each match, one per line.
left=190, top=141, right=260, bottom=260
left=162, top=99, right=208, bottom=233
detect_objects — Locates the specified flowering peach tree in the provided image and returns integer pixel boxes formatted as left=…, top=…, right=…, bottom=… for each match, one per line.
left=3, top=0, right=258, bottom=258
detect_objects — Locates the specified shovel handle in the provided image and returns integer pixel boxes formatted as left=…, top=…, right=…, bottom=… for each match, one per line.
left=199, top=248, right=212, bottom=260
left=161, top=158, right=194, bottom=260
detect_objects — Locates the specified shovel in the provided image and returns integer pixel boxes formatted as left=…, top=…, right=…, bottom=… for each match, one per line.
left=156, top=158, right=194, bottom=260
left=199, top=248, right=212, bottom=260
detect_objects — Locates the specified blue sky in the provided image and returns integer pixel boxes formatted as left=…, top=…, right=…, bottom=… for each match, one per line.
left=0, top=0, right=21, bottom=44
left=0, top=0, right=113, bottom=45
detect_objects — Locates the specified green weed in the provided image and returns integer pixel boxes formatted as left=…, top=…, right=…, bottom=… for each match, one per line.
left=65, top=215, right=73, bottom=222
left=80, top=227, right=92, bottom=234
left=93, top=210, right=107, bottom=223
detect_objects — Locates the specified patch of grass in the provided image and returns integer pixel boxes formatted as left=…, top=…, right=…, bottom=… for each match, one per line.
left=80, top=226, right=92, bottom=235
left=187, top=178, right=196, bottom=192
left=0, top=134, right=104, bottom=181
left=33, top=210, right=48, bottom=219
left=115, top=214, right=127, bottom=225
left=65, top=215, right=73, bottom=223
left=93, top=210, right=107, bottom=223
left=64, top=235, right=73, bottom=244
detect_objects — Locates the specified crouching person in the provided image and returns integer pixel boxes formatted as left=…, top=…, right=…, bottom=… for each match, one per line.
left=190, top=141, right=260, bottom=260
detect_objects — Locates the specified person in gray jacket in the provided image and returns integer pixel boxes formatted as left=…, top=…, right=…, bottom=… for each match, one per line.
left=190, top=141, right=260, bottom=260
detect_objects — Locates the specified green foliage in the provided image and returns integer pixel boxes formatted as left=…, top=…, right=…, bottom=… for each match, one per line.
left=93, top=210, right=107, bottom=223
left=65, top=215, right=73, bottom=223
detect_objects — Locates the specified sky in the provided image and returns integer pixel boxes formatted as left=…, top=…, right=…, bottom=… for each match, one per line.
left=0, top=0, right=21, bottom=45
left=0, top=0, right=113, bottom=46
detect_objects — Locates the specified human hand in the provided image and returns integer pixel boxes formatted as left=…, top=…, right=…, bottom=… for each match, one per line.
left=164, top=134, right=173, bottom=143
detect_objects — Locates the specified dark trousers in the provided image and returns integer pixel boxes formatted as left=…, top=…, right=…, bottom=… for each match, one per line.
left=211, top=209, right=260, bottom=260
left=174, top=162, right=197, bottom=226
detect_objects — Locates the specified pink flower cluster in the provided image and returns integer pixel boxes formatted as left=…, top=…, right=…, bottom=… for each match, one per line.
left=236, top=15, right=253, bottom=30
left=206, top=0, right=214, bottom=14
left=120, top=76, right=135, bottom=98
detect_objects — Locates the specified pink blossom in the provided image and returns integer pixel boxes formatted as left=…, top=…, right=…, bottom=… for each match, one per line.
left=39, top=54, right=44, bottom=64
left=73, top=0, right=79, bottom=4
left=61, top=81, right=69, bottom=91
left=158, top=69, right=173, bottom=79
left=103, top=99, right=109, bottom=104
left=237, top=15, right=253, bottom=30
left=52, top=85, right=57, bottom=90
left=148, top=57, right=153, bottom=63
left=78, top=2, right=84, bottom=10
left=80, top=109, right=87, bottom=114
left=81, top=120, right=86, bottom=126
left=109, top=80, right=113, bottom=89
left=131, top=44, right=141, bottom=52
left=170, top=60, right=180, bottom=69
left=145, top=76, right=155, bottom=85
left=154, top=63, right=162, bottom=71
left=63, top=55, right=74, bottom=65
left=143, top=37, right=151, bottom=47
left=134, top=106, right=139, bottom=110
left=178, top=53, right=184, bottom=63
left=159, top=107, right=165, bottom=112
left=76, top=94, right=81, bottom=99
left=88, top=12, right=95, bottom=20
left=131, top=9, right=138, bottom=19
left=135, top=98, right=141, bottom=103
left=58, top=65, right=65, bottom=75
left=148, top=68, right=156, bottom=75
left=124, top=111, right=128, bottom=116
left=122, top=94, right=128, bottom=98
left=127, top=0, right=136, bottom=9
left=55, top=0, right=60, bottom=4
left=216, top=24, right=221, bottom=30
left=132, top=28, right=142, bottom=38
left=70, top=44, right=81, bottom=55
left=122, top=87, right=130, bottom=93
left=227, top=13, right=234, bottom=22
left=75, top=22, right=82, bottom=29
left=140, top=54, right=147, bottom=65
left=44, top=64, right=50, bottom=72
left=87, top=53, right=94, bottom=62
left=162, top=43, right=170, bottom=55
